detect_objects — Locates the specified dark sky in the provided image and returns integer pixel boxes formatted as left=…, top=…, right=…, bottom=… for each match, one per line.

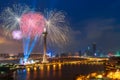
left=0, top=0, right=120, bottom=53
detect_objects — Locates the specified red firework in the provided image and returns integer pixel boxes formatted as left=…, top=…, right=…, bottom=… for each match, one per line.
left=20, top=12, right=45, bottom=37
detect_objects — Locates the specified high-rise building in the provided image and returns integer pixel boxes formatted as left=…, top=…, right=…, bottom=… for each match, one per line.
left=92, top=42, right=96, bottom=56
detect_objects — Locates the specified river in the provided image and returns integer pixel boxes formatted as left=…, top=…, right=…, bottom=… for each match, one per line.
left=13, top=63, right=105, bottom=80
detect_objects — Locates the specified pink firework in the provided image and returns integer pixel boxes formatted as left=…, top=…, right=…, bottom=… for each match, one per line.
left=20, top=12, right=45, bottom=37
left=12, top=30, right=22, bottom=40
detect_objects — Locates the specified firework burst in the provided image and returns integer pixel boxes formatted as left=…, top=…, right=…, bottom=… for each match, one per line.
left=0, top=4, right=45, bottom=64
left=0, top=4, right=72, bottom=62
left=41, top=10, right=71, bottom=48
left=0, top=4, right=31, bottom=31
left=20, top=12, right=45, bottom=37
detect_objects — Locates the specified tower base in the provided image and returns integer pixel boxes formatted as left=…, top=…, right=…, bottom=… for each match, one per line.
left=41, top=55, right=49, bottom=64
left=41, top=60, right=49, bottom=64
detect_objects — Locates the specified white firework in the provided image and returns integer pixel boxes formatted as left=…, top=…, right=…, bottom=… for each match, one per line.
left=0, top=4, right=31, bottom=31
left=40, top=10, right=71, bottom=48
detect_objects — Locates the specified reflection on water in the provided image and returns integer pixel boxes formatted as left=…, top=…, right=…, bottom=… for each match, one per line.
left=58, top=64, right=62, bottom=77
left=40, top=65, right=44, bottom=78
left=33, top=67, right=37, bottom=79
left=14, top=63, right=105, bottom=80
left=53, top=64, right=56, bottom=77
left=26, top=69, right=30, bottom=80
left=47, top=65, right=50, bottom=77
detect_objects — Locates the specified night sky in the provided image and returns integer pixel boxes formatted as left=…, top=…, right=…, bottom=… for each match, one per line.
left=0, top=0, right=120, bottom=54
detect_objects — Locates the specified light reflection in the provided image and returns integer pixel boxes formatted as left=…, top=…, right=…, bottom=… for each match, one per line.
left=53, top=64, right=56, bottom=70
left=58, top=63, right=61, bottom=70
left=58, top=64, right=62, bottom=77
left=47, top=65, right=50, bottom=71
left=40, top=65, right=44, bottom=70
left=26, top=68, right=30, bottom=80
left=34, top=67, right=37, bottom=71
left=27, top=68, right=30, bottom=72
left=47, top=65, right=50, bottom=77
left=33, top=67, right=37, bottom=79
left=53, top=64, right=56, bottom=77
left=40, top=65, right=44, bottom=78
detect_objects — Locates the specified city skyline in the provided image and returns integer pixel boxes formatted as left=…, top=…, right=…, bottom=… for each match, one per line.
left=0, top=0, right=120, bottom=53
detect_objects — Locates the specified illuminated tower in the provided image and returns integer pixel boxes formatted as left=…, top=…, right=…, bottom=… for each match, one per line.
left=42, top=28, right=49, bottom=63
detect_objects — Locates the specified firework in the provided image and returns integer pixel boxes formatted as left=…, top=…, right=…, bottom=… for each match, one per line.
left=0, top=4, right=72, bottom=63
left=42, top=10, right=71, bottom=48
left=0, top=4, right=31, bottom=31
left=12, top=30, right=22, bottom=40
left=0, top=4, right=45, bottom=64
left=20, top=12, right=45, bottom=37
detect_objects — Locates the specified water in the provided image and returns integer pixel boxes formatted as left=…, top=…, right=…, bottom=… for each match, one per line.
left=13, top=63, right=105, bottom=80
